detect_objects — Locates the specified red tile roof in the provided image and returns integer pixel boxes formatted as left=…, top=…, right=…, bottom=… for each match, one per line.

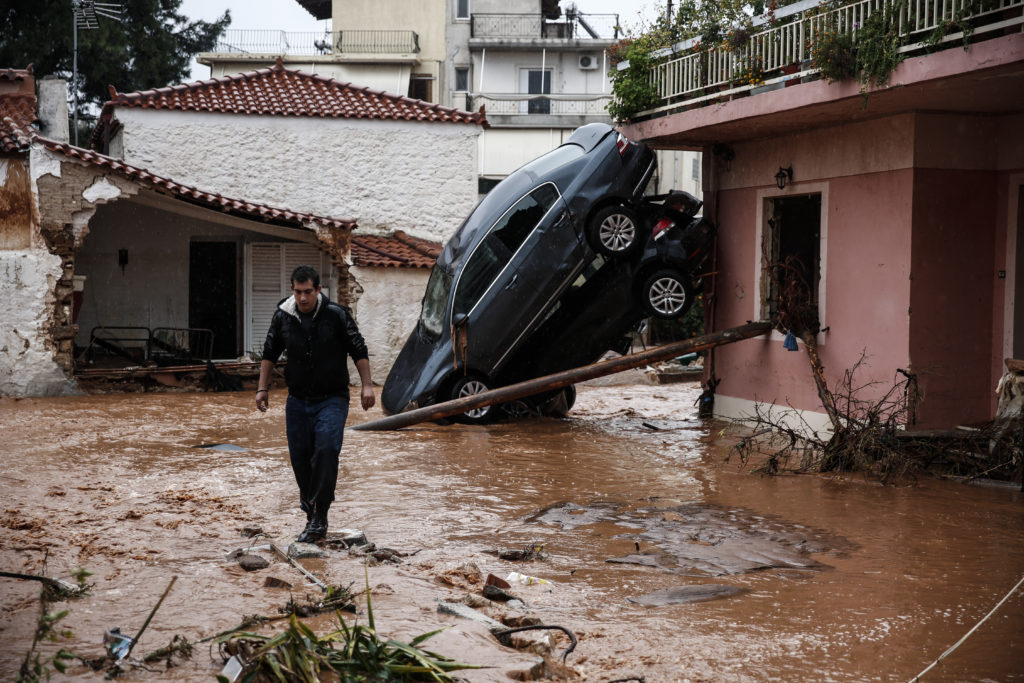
left=351, top=231, right=441, bottom=268
left=94, top=59, right=487, bottom=143
left=0, top=67, right=37, bottom=152
left=36, top=137, right=357, bottom=233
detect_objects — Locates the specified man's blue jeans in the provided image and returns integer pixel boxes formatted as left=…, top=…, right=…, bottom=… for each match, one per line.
left=285, top=395, right=349, bottom=519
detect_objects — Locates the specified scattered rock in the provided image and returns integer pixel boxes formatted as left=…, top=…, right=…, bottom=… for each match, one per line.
left=435, top=562, right=482, bottom=587
left=482, top=584, right=516, bottom=602
left=626, top=584, right=744, bottom=606
left=287, top=542, right=326, bottom=559
left=460, top=594, right=490, bottom=609
left=506, top=657, right=547, bottom=682
left=237, top=554, right=270, bottom=571
left=324, top=528, right=367, bottom=548
left=505, top=598, right=527, bottom=610
left=485, top=573, right=511, bottom=589
left=263, top=576, right=292, bottom=589
left=241, top=526, right=263, bottom=537
left=485, top=544, right=545, bottom=561
left=501, top=615, right=543, bottom=628
left=437, top=600, right=504, bottom=632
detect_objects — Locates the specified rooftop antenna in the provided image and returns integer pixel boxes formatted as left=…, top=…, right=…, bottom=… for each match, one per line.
left=72, top=1, right=124, bottom=145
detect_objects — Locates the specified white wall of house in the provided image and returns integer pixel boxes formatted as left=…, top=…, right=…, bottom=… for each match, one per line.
left=111, top=109, right=481, bottom=243
left=479, top=127, right=575, bottom=177
left=349, top=265, right=431, bottom=381
left=473, top=48, right=609, bottom=95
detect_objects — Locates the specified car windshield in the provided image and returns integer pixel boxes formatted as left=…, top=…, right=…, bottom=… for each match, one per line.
left=419, top=265, right=452, bottom=340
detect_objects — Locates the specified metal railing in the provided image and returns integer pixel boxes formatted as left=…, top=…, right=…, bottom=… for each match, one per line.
left=472, top=12, right=621, bottom=40
left=211, top=29, right=420, bottom=56
left=213, top=30, right=333, bottom=55
left=644, top=0, right=1023, bottom=110
left=471, top=93, right=612, bottom=116
left=336, top=29, right=420, bottom=53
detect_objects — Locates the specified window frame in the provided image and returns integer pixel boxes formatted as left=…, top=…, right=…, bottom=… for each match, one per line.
left=454, top=66, right=469, bottom=92
left=456, top=0, right=470, bottom=21
left=753, top=182, right=829, bottom=344
left=451, top=182, right=564, bottom=321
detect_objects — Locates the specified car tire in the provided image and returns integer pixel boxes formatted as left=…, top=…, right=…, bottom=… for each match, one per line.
left=540, top=385, right=576, bottom=418
left=641, top=269, right=694, bottom=319
left=587, top=205, right=643, bottom=258
left=450, top=375, right=494, bottom=424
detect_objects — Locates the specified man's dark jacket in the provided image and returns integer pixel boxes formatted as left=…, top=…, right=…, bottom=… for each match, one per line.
left=263, top=293, right=369, bottom=400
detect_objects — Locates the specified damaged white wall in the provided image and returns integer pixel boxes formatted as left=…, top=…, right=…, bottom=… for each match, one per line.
left=349, top=265, right=431, bottom=382
left=0, top=153, right=78, bottom=396
left=111, top=110, right=481, bottom=243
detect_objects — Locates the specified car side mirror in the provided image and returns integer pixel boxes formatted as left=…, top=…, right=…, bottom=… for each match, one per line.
left=452, top=312, right=468, bottom=328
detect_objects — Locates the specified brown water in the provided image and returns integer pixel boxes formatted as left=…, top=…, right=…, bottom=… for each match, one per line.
left=1, top=384, right=1021, bottom=681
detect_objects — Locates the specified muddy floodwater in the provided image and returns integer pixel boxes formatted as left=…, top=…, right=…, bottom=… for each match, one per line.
left=1, top=383, right=1022, bottom=681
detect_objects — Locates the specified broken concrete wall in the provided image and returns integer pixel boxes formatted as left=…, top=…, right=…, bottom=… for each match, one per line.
left=0, top=148, right=92, bottom=396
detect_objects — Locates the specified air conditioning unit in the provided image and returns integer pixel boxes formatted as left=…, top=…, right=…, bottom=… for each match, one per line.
left=578, top=54, right=598, bottom=70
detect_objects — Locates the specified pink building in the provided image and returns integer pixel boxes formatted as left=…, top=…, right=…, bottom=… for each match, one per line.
left=621, top=4, right=1024, bottom=430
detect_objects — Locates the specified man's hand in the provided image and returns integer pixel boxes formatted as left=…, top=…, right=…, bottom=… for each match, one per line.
left=256, top=389, right=269, bottom=412
left=360, top=384, right=375, bottom=411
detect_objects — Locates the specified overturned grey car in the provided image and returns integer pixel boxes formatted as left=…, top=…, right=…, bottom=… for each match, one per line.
left=382, top=123, right=714, bottom=423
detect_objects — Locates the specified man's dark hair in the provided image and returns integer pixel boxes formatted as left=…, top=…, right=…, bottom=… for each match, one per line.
left=291, top=265, right=320, bottom=288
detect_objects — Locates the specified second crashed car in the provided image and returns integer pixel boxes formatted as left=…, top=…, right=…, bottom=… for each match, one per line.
left=382, top=123, right=714, bottom=423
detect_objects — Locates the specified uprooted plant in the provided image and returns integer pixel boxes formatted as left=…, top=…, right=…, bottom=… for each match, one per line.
left=733, top=254, right=1022, bottom=482
left=14, top=565, right=91, bottom=682
left=214, top=578, right=479, bottom=682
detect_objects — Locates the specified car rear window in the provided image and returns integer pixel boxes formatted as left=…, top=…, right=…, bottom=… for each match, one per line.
left=520, top=144, right=584, bottom=179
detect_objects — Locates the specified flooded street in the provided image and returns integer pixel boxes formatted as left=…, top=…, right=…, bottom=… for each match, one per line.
left=1, top=383, right=1022, bottom=681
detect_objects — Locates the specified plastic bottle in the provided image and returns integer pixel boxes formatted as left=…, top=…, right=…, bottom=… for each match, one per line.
left=506, top=571, right=552, bottom=585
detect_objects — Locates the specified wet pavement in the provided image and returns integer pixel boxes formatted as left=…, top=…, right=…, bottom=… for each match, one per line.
left=0, top=383, right=1022, bottom=681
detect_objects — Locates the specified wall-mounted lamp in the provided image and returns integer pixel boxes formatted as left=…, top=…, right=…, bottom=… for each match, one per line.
left=775, top=166, right=793, bottom=190
left=118, top=248, right=129, bottom=275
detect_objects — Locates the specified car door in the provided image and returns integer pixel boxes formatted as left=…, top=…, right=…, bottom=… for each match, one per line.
left=450, top=184, right=575, bottom=376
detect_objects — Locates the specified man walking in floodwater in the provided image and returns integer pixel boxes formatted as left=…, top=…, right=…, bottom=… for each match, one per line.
left=255, top=265, right=375, bottom=543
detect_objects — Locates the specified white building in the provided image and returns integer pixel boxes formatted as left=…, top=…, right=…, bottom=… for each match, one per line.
left=200, top=0, right=701, bottom=198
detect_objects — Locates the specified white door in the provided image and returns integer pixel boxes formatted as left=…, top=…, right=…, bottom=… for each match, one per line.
left=244, top=243, right=332, bottom=355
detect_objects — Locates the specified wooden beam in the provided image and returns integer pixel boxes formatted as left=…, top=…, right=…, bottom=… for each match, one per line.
left=352, top=320, right=772, bottom=432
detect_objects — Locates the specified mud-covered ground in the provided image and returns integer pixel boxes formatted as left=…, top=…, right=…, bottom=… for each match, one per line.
left=1, top=383, right=1022, bottom=681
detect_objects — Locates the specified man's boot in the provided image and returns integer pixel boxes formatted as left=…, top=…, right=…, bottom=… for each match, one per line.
left=297, top=506, right=327, bottom=543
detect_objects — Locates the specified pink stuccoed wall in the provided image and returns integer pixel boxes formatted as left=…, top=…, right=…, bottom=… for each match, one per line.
left=712, top=170, right=915, bottom=416
left=708, top=111, right=1023, bottom=429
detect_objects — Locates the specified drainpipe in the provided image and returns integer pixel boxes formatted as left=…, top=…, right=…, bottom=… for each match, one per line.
left=448, top=45, right=460, bottom=108
left=478, top=48, right=486, bottom=92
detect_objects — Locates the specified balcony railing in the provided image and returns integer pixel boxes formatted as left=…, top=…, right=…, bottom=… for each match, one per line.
left=471, top=93, right=612, bottom=117
left=213, top=30, right=333, bottom=55
left=639, top=0, right=1023, bottom=113
left=471, top=13, right=621, bottom=40
left=336, top=30, right=420, bottom=54
left=211, top=29, right=420, bottom=56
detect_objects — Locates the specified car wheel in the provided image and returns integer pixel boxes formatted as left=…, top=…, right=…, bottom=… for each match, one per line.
left=501, top=399, right=535, bottom=419
left=450, top=375, right=494, bottom=424
left=587, top=205, right=643, bottom=258
left=641, top=269, right=694, bottom=319
left=540, top=385, right=576, bottom=418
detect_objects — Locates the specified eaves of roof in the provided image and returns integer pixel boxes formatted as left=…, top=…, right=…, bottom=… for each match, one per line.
left=36, top=137, right=357, bottom=233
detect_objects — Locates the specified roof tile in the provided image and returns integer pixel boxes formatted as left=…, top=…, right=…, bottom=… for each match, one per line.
left=351, top=231, right=441, bottom=268
left=100, top=59, right=488, bottom=127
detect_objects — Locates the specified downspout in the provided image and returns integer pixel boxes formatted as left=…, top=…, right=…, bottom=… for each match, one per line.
left=478, top=48, right=486, bottom=92
left=448, top=45, right=460, bottom=108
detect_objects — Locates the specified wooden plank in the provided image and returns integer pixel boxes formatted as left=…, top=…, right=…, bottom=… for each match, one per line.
left=352, top=320, right=772, bottom=432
